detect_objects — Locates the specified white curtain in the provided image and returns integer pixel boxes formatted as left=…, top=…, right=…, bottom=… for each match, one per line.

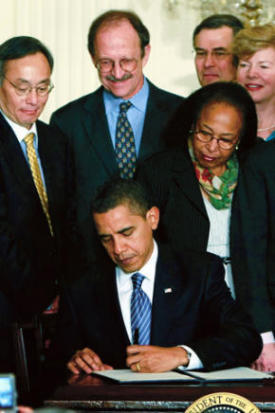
left=0, top=0, right=201, bottom=122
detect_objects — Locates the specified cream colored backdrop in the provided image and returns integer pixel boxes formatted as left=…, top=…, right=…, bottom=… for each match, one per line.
left=1, top=0, right=202, bottom=122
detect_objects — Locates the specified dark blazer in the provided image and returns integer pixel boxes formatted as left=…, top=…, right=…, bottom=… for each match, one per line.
left=231, top=142, right=275, bottom=333
left=137, top=146, right=212, bottom=253
left=51, top=246, right=261, bottom=372
left=50, top=81, right=183, bottom=264
left=0, top=113, right=74, bottom=370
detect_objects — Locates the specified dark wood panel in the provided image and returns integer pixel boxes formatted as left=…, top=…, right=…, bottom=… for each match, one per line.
left=45, top=374, right=275, bottom=411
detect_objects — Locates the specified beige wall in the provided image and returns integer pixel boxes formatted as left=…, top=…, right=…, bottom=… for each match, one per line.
left=0, top=0, right=203, bottom=122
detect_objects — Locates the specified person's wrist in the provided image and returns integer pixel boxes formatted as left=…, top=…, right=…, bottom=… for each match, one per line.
left=176, top=347, right=190, bottom=366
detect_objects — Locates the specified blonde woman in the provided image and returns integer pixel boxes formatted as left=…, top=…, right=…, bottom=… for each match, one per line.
left=233, top=24, right=275, bottom=141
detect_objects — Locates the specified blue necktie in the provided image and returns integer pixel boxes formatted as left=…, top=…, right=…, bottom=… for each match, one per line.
left=115, top=101, right=137, bottom=179
left=130, top=273, right=152, bottom=345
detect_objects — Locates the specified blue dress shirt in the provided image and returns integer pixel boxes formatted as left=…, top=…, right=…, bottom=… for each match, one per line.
left=103, top=77, right=149, bottom=155
left=266, top=130, right=275, bottom=142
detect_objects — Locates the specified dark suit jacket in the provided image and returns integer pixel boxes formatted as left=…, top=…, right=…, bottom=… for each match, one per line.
left=137, top=146, right=214, bottom=253
left=231, top=142, right=275, bottom=333
left=50, top=81, right=183, bottom=265
left=138, top=145, right=259, bottom=264
left=50, top=246, right=261, bottom=372
left=0, top=113, right=74, bottom=370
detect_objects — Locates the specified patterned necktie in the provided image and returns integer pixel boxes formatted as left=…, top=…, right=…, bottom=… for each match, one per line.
left=24, top=132, right=53, bottom=236
left=131, top=272, right=152, bottom=345
left=115, top=101, right=137, bottom=179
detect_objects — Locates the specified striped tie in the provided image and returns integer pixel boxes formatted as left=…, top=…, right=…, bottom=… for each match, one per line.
left=131, top=273, right=151, bottom=345
left=24, top=132, right=53, bottom=236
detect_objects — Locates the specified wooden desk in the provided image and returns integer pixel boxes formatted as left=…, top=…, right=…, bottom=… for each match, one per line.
left=45, top=374, right=275, bottom=412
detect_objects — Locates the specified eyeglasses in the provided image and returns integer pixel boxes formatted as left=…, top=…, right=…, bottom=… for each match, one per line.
left=194, top=49, right=232, bottom=61
left=96, top=58, right=138, bottom=73
left=194, top=130, right=239, bottom=150
left=4, top=76, right=54, bottom=97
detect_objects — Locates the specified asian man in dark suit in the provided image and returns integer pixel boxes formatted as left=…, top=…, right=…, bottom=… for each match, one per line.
left=50, top=10, right=183, bottom=267
left=0, top=36, right=74, bottom=372
left=52, top=179, right=261, bottom=375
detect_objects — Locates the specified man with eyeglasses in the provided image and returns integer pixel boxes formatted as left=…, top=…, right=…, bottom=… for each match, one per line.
left=0, top=36, right=74, bottom=373
left=193, top=14, right=244, bottom=86
left=50, top=9, right=183, bottom=268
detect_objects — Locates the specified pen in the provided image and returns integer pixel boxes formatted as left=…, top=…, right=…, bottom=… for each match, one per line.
left=134, top=328, right=139, bottom=345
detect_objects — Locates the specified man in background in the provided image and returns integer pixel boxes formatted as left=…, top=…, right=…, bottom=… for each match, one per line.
left=0, top=36, right=73, bottom=372
left=193, top=14, right=243, bottom=86
left=50, top=9, right=183, bottom=267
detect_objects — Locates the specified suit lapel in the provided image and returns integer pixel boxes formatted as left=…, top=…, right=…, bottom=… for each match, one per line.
left=150, top=248, right=184, bottom=345
left=100, top=267, right=131, bottom=346
left=171, top=149, right=208, bottom=219
left=0, top=113, right=41, bottom=201
left=83, top=88, right=118, bottom=176
left=139, top=82, right=166, bottom=160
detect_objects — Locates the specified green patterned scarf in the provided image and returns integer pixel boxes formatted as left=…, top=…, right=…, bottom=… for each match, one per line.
left=188, top=137, right=238, bottom=210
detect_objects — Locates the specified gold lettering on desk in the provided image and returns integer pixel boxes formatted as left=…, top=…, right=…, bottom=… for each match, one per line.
left=186, top=392, right=260, bottom=413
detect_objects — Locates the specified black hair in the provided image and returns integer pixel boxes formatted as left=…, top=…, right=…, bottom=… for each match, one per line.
left=0, top=36, right=53, bottom=80
left=193, top=14, right=244, bottom=42
left=168, top=81, right=257, bottom=160
left=92, top=178, right=150, bottom=217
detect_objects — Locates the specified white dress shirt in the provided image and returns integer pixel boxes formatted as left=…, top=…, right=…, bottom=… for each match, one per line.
left=203, top=196, right=235, bottom=299
left=116, top=240, right=203, bottom=370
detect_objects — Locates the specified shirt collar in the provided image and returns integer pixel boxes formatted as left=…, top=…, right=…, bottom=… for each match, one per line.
left=0, top=110, right=37, bottom=143
left=103, top=76, right=149, bottom=114
left=116, top=239, right=158, bottom=284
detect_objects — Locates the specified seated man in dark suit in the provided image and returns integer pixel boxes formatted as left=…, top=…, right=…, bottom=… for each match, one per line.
left=52, top=179, right=261, bottom=375
left=50, top=10, right=183, bottom=268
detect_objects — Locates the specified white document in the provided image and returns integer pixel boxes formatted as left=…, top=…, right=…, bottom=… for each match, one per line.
left=93, top=367, right=273, bottom=383
left=93, top=369, right=196, bottom=383
left=184, top=367, right=273, bottom=381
